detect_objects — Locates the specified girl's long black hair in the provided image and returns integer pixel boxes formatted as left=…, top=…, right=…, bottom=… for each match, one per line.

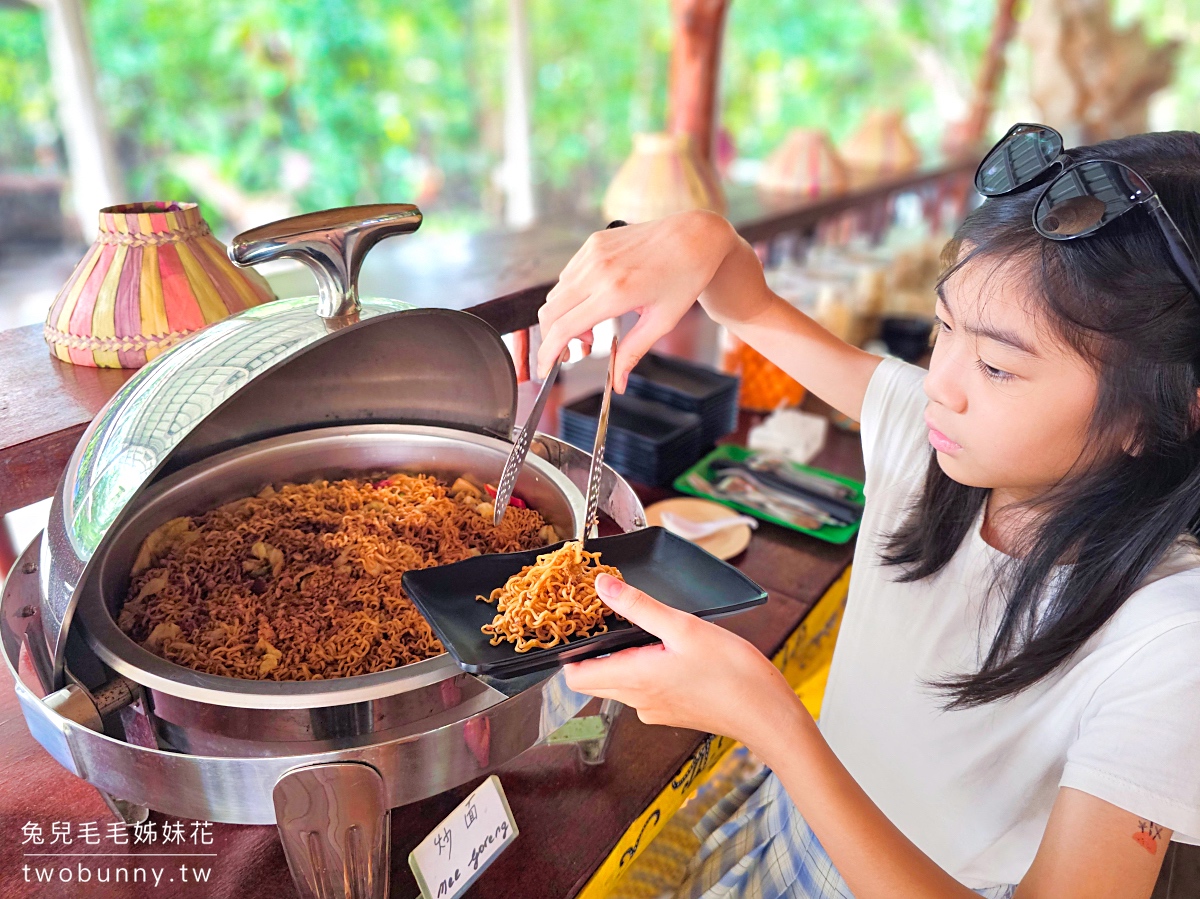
left=883, top=131, right=1200, bottom=708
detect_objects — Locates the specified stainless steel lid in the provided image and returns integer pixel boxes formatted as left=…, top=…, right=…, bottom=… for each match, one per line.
left=41, top=204, right=529, bottom=687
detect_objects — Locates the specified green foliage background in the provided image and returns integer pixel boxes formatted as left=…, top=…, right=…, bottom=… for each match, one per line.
left=0, top=0, right=1197, bottom=232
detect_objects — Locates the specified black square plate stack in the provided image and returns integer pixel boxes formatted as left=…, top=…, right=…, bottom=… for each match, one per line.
left=625, top=353, right=740, bottom=447
left=560, top=391, right=703, bottom=487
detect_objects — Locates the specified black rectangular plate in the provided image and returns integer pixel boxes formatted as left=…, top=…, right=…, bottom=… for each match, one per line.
left=559, top=425, right=699, bottom=457
left=401, top=527, right=767, bottom=678
left=627, top=352, right=740, bottom=406
left=561, top=391, right=702, bottom=447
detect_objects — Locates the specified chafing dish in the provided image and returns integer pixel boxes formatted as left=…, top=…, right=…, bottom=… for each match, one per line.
left=2, top=204, right=646, bottom=899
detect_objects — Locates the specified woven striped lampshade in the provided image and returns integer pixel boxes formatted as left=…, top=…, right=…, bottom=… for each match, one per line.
left=602, top=132, right=726, bottom=224
left=44, top=201, right=276, bottom=368
left=840, top=110, right=922, bottom=181
left=759, top=129, right=850, bottom=197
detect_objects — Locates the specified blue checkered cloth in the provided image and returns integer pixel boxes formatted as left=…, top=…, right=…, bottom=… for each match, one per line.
left=672, top=749, right=1016, bottom=899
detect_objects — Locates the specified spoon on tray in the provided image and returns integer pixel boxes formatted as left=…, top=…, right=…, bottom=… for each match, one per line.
left=659, top=512, right=758, bottom=542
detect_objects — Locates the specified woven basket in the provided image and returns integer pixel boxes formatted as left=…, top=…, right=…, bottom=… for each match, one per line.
left=603, top=132, right=726, bottom=224
left=44, top=201, right=275, bottom=368
left=759, top=129, right=849, bottom=197
left=840, top=110, right=922, bottom=180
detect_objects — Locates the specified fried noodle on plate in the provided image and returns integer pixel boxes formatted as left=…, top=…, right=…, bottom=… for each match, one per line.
left=478, top=541, right=625, bottom=652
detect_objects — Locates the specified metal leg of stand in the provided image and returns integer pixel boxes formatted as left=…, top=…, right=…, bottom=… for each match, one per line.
left=98, top=790, right=149, bottom=826
left=577, top=698, right=622, bottom=766
left=38, top=682, right=151, bottom=827
left=273, top=762, right=391, bottom=899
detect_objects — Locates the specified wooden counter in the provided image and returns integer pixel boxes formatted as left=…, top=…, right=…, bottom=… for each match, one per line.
left=0, top=162, right=969, bottom=899
left=0, top=386, right=863, bottom=899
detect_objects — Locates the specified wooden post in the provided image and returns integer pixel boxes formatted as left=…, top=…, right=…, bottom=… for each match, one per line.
left=38, top=0, right=127, bottom=239
left=666, top=0, right=731, bottom=164
left=950, top=0, right=1022, bottom=151
left=511, top=328, right=531, bottom=383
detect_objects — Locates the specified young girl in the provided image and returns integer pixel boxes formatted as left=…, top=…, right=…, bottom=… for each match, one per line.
left=536, top=128, right=1200, bottom=899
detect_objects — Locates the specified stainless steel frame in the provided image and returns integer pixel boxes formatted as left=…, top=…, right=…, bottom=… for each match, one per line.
left=274, top=762, right=392, bottom=899
left=40, top=304, right=522, bottom=690
left=4, top=536, right=595, bottom=824
left=3, top=435, right=644, bottom=822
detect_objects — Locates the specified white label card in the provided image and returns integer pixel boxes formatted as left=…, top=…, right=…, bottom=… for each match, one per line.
left=409, top=775, right=519, bottom=899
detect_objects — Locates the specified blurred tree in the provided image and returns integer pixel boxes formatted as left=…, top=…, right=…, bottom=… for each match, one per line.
left=85, top=0, right=489, bottom=230
left=0, top=8, right=55, bottom=171
left=721, top=0, right=995, bottom=161
left=0, top=0, right=1196, bottom=233
left=519, top=0, right=673, bottom=215
left=1113, top=0, right=1200, bottom=131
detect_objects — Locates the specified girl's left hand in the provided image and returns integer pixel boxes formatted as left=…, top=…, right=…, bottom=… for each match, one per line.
left=563, top=573, right=803, bottom=746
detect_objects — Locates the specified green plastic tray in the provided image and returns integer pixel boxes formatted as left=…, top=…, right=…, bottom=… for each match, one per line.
left=672, top=444, right=864, bottom=544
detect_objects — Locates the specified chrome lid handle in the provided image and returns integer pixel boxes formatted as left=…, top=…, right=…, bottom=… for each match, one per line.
left=229, top=204, right=423, bottom=319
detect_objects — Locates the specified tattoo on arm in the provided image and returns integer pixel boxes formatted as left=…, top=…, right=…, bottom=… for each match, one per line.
left=1133, top=820, right=1164, bottom=855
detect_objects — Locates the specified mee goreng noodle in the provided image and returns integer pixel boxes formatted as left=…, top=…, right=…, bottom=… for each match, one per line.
left=119, top=473, right=555, bottom=680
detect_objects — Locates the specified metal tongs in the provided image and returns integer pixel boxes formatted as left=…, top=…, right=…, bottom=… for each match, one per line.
left=493, top=348, right=566, bottom=526
left=493, top=333, right=619, bottom=541
left=707, top=458, right=862, bottom=525
left=494, top=220, right=627, bottom=527
left=745, top=452, right=857, bottom=500
left=580, top=333, right=619, bottom=542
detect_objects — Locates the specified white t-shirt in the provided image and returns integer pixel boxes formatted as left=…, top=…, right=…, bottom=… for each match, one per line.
left=818, top=355, right=1200, bottom=890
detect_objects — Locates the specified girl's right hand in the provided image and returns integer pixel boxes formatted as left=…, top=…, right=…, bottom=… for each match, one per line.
left=536, top=209, right=741, bottom=393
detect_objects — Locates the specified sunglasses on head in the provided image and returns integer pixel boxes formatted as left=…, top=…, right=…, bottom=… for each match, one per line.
left=975, top=123, right=1200, bottom=305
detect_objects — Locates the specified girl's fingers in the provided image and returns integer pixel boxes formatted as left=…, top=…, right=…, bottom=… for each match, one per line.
left=562, top=657, right=628, bottom=695
left=595, top=574, right=692, bottom=643
left=538, top=216, right=710, bottom=380
left=536, top=288, right=592, bottom=376
left=612, top=307, right=671, bottom=393
left=538, top=292, right=623, bottom=377
left=562, top=642, right=666, bottom=694
left=561, top=679, right=626, bottom=702
left=541, top=275, right=583, bottom=322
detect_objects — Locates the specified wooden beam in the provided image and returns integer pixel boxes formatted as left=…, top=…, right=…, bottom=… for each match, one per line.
left=666, top=0, right=731, bottom=163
